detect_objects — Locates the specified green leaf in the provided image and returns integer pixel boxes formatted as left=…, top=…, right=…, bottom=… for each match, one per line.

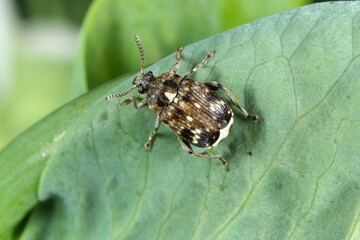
left=1, top=2, right=360, bottom=239
left=71, top=0, right=308, bottom=97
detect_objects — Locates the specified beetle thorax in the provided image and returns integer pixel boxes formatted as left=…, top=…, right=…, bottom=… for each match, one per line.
left=146, top=73, right=183, bottom=115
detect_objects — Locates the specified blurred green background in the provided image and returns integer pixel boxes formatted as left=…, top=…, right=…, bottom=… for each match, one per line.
left=0, top=0, right=316, bottom=151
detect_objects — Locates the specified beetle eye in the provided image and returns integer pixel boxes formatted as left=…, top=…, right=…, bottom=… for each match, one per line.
left=144, top=71, right=154, bottom=79
left=138, top=84, right=147, bottom=94
left=145, top=71, right=153, bottom=77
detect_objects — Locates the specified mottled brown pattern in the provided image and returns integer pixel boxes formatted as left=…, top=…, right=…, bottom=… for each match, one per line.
left=161, top=78, right=233, bottom=148
left=147, top=73, right=182, bottom=115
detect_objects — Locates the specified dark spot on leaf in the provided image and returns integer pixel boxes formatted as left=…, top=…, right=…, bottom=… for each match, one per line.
left=100, top=112, right=108, bottom=121
left=84, top=140, right=92, bottom=150
left=108, top=177, right=118, bottom=192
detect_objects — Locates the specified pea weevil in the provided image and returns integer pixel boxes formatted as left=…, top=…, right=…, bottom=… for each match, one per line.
left=106, top=35, right=258, bottom=170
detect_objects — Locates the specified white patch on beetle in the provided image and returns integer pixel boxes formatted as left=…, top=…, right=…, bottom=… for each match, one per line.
left=165, top=92, right=176, bottom=102
left=212, top=114, right=234, bottom=147
left=194, top=102, right=201, bottom=109
left=186, top=115, right=193, bottom=122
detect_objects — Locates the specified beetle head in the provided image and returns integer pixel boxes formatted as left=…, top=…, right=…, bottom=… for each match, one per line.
left=132, top=71, right=154, bottom=94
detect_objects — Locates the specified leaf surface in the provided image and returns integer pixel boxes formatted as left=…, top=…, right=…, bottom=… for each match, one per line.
left=1, top=2, right=360, bottom=240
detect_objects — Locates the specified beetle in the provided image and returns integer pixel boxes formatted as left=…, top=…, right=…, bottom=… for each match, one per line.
left=106, top=34, right=258, bottom=170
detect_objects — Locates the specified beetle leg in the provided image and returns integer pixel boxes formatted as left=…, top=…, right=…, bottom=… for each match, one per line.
left=177, top=136, right=229, bottom=170
left=204, top=81, right=259, bottom=122
left=144, top=115, right=161, bottom=150
left=177, top=136, right=193, bottom=152
left=170, top=47, right=183, bottom=74
left=184, top=50, right=215, bottom=79
left=192, top=152, right=229, bottom=171
left=123, top=96, right=148, bottom=109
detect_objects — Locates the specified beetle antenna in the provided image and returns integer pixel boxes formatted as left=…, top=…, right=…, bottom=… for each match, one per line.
left=105, top=85, right=137, bottom=100
left=134, top=34, right=145, bottom=76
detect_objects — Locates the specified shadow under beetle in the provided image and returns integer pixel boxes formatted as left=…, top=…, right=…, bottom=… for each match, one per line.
left=106, top=35, right=258, bottom=170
